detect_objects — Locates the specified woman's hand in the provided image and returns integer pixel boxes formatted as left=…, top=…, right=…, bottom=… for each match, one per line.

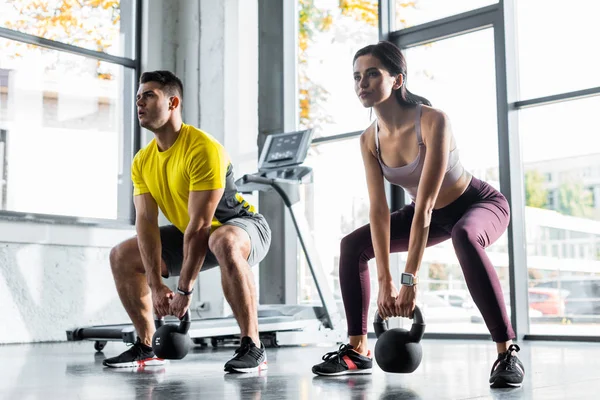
left=377, top=281, right=399, bottom=319
left=395, top=284, right=417, bottom=318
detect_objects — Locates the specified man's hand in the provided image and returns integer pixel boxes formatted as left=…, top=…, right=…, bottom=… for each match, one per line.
left=170, top=293, right=192, bottom=319
left=152, top=284, right=174, bottom=318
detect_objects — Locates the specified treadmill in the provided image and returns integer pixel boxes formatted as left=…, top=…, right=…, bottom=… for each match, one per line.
left=66, top=129, right=345, bottom=351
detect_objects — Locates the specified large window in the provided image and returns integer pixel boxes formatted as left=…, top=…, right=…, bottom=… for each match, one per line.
left=516, top=0, right=600, bottom=99
left=404, top=28, right=498, bottom=183
left=0, top=1, right=138, bottom=221
left=293, top=0, right=600, bottom=341
left=298, top=0, right=378, bottom=138
left=393, top=0, right=497, bottom=30
left=402, top=28, right=508, bottom=334
left=299, top=139, right=369, bottom=318
left=296, top=0, right=378, bottom=316
left=0, top=0, right=136, bottom=58
left=521, top=97, right=600, bottom=336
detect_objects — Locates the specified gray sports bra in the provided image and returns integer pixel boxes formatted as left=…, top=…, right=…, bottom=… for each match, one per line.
left=375, top=104, right=463, bottom=201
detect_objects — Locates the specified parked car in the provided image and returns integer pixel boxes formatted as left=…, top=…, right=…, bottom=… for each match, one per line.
left=528, top=287, right=568, bottom=316
left=432, top=289, right=473, bottom=309
left=534, top=278, right=600, bottom=317
left=416, top=292, right=478, bottom=324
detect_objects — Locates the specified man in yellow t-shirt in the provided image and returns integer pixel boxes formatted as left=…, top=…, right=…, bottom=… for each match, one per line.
left=103, top=71, right=271, bottom=373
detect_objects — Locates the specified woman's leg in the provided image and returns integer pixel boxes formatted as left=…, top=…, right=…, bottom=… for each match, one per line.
left=450, top=196, right=515, bottom=345
left=340, top=204, right=450, bottom=354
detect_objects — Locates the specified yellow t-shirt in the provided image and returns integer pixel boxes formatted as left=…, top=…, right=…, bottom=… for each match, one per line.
left=131, top=123, right=256, bottom=232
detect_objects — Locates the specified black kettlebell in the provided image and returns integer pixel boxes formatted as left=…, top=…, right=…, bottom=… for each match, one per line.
left=152, top=310, right=191, bottom=360
left=373, top=305, right=425, bottom=373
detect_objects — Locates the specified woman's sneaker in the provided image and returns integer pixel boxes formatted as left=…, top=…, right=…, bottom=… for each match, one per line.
left=489, top=344, right=525, bottom=388
left=224, top=337, right=268, bottom=373
left=312, top=344, right=373, bottom=376
left=102, top=337, right=165, bottom=368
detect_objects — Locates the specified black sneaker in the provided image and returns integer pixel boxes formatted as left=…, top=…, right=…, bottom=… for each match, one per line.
left=224, top=337, right=268, bottom=373
left=489, top=344, right=525, bottom=388
left=102, top=338, right=165, bottom=368
left=312, top=344, right=373, bottom=376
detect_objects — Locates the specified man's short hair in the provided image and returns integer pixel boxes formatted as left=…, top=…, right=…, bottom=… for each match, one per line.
left=139, top=70, right=184, bottom=100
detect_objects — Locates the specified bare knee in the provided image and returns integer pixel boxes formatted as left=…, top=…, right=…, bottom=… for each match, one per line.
left=109, top=239, right=144, bottom=276
left=209, top=228, right=250, bottom=270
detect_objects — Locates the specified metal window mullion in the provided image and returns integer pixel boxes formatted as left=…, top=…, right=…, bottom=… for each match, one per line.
left=378, top=0, right=392, bottom=40
left=0, top=26, right=136, bottom=68
left=390, top=4, right=498, bottom=48
left=514, top=86, right=600, bottom=109
left=128, top=0, right=143, bottom=223
left=495, top=0, right=530, bottom=339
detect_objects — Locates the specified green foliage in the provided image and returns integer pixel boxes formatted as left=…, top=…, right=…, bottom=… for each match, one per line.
left=524, top=170, right=548, bottom=208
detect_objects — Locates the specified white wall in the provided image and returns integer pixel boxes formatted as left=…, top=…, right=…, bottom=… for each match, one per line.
left=0, top=0, right=259, bottom=344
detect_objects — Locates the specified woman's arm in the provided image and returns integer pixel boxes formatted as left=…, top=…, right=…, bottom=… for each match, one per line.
left=360, top=129, right=391, bottom=284
left=404, top=109, right=452, bottom=277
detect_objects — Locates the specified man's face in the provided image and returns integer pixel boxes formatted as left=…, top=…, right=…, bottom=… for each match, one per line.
left=136, top=82, right=174, bottom=130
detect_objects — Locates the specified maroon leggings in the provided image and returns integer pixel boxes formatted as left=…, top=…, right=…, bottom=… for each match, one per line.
left=340, top=177, right=515, bottom=342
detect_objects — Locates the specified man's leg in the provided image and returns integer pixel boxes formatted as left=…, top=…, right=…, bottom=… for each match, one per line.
left=103, top=235, right=172, bottom=367
left=109, top=237, right=169, bottom=346
left=208, top=225, right=259, bottom=345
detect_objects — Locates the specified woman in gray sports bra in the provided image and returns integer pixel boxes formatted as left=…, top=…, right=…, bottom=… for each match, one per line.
left=312, top=41, right=524, bottom=389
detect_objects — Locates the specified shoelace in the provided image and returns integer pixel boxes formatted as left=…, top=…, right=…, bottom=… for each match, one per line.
left=233, top=343, right=262, bottom=361
left=124, top=339, right=152, bottom=357
left=322, top=343, right=354, bottom=363
left=492, top=344, right=521, bottom=374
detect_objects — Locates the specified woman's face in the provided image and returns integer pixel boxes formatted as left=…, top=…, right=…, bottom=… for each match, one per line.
left=353, top=54, right=402, bottom=108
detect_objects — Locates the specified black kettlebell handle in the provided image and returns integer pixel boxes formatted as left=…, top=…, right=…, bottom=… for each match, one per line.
left=373, top=305, right=425, bottom=342
left=154, top=310, right=191, bottom=334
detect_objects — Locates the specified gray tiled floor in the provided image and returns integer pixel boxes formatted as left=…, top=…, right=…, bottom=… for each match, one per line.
left=1, top=338, right=599, bottom=399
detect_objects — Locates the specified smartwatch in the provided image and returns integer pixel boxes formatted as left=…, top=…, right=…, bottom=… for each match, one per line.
left=400, top=272, right=418, bottom=287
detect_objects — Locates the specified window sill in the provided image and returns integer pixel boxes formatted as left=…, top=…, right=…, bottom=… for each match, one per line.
left=0, top=212, right=136, bottom=247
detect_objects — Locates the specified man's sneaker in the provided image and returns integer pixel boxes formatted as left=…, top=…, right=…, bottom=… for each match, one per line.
left=489, top=344, right=525, bottom=388
left=224, top=337, right=268, bottom=373
left=312, top=344, right=373, bottom=376
left=102, top=337, right=165, bottom=368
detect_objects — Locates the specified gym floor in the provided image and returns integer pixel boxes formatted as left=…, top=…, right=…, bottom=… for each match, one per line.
left=1, top=338, right=599, bottom=399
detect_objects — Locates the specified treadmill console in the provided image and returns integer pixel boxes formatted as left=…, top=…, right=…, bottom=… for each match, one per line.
left=236, top=128, right=314, bottom=194
left=258, top=129, right=313, bottom=172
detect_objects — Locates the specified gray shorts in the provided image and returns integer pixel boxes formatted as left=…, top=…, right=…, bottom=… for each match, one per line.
left=160, top=214, right=271, bottom=278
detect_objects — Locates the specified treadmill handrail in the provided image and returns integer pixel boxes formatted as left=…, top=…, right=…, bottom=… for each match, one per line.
left=241, top=174, right=293, bottom=207
left=241, top=173, right=341, bottom=330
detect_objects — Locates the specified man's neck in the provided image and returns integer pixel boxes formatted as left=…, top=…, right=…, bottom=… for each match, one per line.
left=153, top=116, right=183, bottom=151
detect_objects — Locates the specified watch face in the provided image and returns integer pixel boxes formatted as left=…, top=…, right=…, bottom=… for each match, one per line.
left=401, top=274, right=412, bottom=285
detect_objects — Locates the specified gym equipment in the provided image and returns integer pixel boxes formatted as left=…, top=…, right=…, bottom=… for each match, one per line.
left=152, top=310, right=191, bottom=360
left=66, top=128, right=345, bottom=351
left=373, top=306, right=425, bottom=373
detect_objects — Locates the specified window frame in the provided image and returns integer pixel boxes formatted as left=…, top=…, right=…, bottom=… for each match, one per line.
left=0, top=0, right=142, bottom=226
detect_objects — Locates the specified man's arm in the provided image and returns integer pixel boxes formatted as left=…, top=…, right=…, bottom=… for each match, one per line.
left=134, top=193, right=163, bottom=288
left=177, top=188, right=225, bottom=292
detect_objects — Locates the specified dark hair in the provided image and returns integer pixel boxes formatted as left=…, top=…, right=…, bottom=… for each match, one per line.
left=353, top=41, right=431, bottom=107
left=139, top=70, right=184, bottom=100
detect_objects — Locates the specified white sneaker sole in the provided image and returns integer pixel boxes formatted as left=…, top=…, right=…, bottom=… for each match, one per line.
left=490, top=378, right=523, bottom=388
left=104, top=358, right=166, bottom=368
left=313, top=368, right=373, bottom=376
left=227, top=361, right=268, bottom=374
left=490, top=382, right=522, bottom=388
